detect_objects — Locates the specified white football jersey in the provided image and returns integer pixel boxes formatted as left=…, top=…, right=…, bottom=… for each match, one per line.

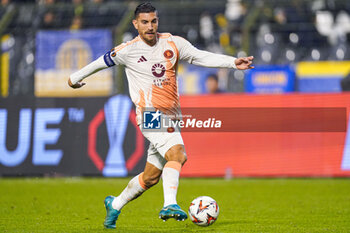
left=102, top=33, right=237, bottom=124
left=70, top=33, right=237, bottom=124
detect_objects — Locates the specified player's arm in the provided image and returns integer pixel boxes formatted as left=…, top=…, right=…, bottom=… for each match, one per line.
left=68, top=56, right=107, bottom=88
left=173, top=36, right=254, bottom=70
left=68, top=49, right=120, bottom=89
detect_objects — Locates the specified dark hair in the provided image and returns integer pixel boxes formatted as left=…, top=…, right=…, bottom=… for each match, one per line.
left=207, top=74, right=218, bottom=82
left=134, top=2, right=157, bottom=18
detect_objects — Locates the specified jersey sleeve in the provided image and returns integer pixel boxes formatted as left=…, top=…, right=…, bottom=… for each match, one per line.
left=173, top=36, right=237, bottom=69
left=70, top=43, right=128, bottom=84
left=70, top=55, right=108, bottom=84
left=104, top=44, right=128, bottom=67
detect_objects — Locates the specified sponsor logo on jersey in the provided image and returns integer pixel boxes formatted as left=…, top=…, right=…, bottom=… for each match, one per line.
left=164, top=49, right=174, bottom=59
left=137, top=56, right=147, bottom=63
left=152, top=63, right=165, bottom=78
left=153, top=77, right=171, bottom=87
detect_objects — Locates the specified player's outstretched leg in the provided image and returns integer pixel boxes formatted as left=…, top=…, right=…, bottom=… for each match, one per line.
left=159, top=160, right=187, bottom=221
left=104, top=172, right=148, bottom=229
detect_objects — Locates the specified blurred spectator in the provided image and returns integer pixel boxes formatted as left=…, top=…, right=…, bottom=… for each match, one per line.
left=273, top=8, right=288, bottom=43
left=226, top=0, right=247, bottom=56
left=42, top=11, right=56, bottom=29
left=225, top=0, right=244, bottom=21
left=274, top=8, right=286, bottom=25
left=199, top=12, right=214, bottom=46
left=315, top=10, right=350, bottom=46
left=1, top=0, right=10, bottom=6
left=206, top=74, right=224, bottom=94
left=73, top=0, right=84, bottom=17
left=70, top=15, right=83, bottom=30
left=0, top=0, right=10, bottom=17
left=37, top=0, right=58, bottom=29
left=214, top=13, right=236, bottom=55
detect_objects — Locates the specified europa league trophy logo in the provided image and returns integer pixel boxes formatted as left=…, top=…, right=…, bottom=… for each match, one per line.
left=103, top=95, right=132, bottom=177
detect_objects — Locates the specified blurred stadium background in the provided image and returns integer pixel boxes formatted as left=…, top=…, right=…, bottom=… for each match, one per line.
left=1, top=0, right=350, bottom=178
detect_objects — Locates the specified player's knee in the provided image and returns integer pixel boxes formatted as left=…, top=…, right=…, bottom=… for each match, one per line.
left=142, top=173, right=160, bottom=188
left=176, top=153, right=187, bottom=165
left=165, top=144, right=187, bottom=165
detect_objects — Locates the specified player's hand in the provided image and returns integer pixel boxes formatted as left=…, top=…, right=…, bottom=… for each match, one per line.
left=235, top=56, right=254, bottom=70
left=68, top=78, right=86, bottom=89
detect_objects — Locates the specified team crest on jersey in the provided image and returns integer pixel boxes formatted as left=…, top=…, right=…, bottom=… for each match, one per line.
left=152, top=63, right=165, bottom=78
left=164, top=50, right=174, bottom=59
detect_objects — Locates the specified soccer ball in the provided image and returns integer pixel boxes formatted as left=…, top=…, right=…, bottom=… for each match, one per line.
left=188, top=196, right=219, bottom=226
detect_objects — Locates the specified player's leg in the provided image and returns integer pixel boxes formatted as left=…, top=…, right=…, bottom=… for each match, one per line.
left=163, top=144, right=186, bottom=207
left=159, top=144, right=188, bottom=221
left=141, top=128, right=187, bottom=221
left=112, top=162, right=161, bottom=210
left=104, top=161, right=162, bottom=229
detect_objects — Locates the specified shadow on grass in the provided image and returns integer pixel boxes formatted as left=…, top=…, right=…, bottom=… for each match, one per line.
left=97, top=220, right=257, bottom=233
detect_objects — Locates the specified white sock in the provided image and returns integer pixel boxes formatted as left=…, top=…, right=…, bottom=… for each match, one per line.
left=112, top=173, right=148, bottom=211
left=162, top=161, right=182, bottom=207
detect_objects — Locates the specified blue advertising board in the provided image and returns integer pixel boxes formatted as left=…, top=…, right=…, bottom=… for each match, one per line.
left=245, top=65, right=295, bottom=93
left=296, top=61, right=350, bottom=93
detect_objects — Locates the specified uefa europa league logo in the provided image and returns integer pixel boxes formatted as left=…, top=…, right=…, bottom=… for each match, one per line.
left=103, top=95, right=132, bottom=177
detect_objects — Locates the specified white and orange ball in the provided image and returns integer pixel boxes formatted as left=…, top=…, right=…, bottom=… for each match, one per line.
left=188, top=196, right=219, bottom=226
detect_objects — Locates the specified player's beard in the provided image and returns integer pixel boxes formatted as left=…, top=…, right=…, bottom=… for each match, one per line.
left=142, top=31, right=157, bottom=45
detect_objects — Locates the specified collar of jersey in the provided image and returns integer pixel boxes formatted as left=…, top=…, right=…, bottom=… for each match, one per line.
left=137, top=34, right=159, bottom=48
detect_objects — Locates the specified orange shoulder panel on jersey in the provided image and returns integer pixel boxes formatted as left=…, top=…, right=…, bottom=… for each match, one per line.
left=158, top=33, right=172, bottom=39
left=112, top=36, right=141, bottom=52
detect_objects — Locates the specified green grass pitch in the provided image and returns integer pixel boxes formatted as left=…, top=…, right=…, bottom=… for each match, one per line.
left=0, top=178, right=349, bottom=232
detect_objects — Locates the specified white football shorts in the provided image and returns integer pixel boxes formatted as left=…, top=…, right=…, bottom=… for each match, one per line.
left=141, top=129, right=185, bottom=170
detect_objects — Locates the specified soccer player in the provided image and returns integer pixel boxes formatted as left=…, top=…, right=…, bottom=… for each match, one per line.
left=68, top=2, right=254, bottom=229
